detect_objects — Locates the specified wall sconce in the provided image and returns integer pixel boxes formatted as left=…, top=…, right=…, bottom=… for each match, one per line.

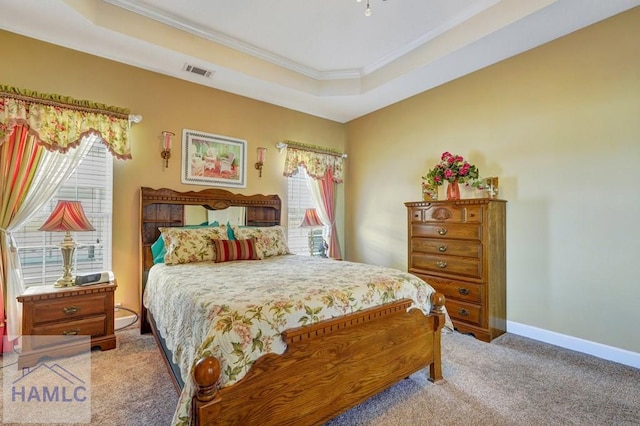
left=161, top=131, right=174, bottom=168
left=255, top=147, right=267, bottom=177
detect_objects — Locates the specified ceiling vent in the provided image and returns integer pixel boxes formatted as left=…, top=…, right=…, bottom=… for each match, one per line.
left=183, top=63, right=214, bottom=78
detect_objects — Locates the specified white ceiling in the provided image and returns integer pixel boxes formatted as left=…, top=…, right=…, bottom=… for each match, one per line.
left=1, top=0, right=638, bottom=122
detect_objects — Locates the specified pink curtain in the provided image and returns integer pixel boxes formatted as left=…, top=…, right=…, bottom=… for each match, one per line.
left=319, top=170, right=342, bottom=259
left=0, top=124, right=42, bottom=352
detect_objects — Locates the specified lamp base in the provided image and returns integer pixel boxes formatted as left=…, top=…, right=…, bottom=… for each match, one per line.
left=54, top=232, right=78, bottom=287
left=53, top=275, right=76, bottom=288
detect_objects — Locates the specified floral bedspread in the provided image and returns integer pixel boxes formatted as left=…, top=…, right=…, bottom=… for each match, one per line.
left=144, top=254, right=451, bottom=425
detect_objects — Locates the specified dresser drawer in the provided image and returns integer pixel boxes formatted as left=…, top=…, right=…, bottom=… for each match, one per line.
left=411, top=238, right=481, bottom=258
left=411, top=223, right=481, bottom=240
left=416, top=275, right=482, bottom=304
left=410, top=205, right=482, bottom=224
left=33, top=294, right=107, bottom=324
left=411, top=253, right=482, bottom=278
left=446, top=300, right=482, bottom=326
left=31, top=315, right=107, bottom=349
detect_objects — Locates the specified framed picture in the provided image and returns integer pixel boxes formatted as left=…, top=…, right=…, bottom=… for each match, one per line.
left=181, top=129, right=247, bottom=188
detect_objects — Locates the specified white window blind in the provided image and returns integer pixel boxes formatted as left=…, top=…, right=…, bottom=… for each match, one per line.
left=12, top=142, right=113, bottom=287
left=287, top=168, right=317, bottom=256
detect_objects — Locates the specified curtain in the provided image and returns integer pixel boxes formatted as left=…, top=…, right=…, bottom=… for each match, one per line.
left=282, top=146, right=344, bottom=183
left=0, top=86, right=132, bottom=159
left=0, top=85, right=132, bottom=351
left=282, top=140, right=344, bottom=260
left=306, top=169, right=342, bottom=260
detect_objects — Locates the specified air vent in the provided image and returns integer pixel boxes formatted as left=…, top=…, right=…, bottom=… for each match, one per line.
left=183, top=64, right=214, bottom=79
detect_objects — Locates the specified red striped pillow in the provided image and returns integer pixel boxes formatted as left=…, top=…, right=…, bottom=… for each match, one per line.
left=212, top=238, right=260, bottom=262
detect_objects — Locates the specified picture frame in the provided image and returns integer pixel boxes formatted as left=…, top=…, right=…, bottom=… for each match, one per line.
left=181, top=129, right=247, bottom=188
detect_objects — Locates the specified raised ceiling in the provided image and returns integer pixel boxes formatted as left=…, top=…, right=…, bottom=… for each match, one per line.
left=1, top=0, right=638, bottom=122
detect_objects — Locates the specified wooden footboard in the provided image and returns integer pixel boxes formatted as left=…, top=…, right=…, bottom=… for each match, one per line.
left=192, top=293, right=446, bottom=425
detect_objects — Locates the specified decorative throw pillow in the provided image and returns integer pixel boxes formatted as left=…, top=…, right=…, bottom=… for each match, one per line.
left=151, top=222, right=220, bottom=264
left=151, top=236, right=166, bottom=264
left=231, top=225, right=291, bottom=259
left=160, top=226, right=228, bottom=265
left=212, top=238, right=259, bottom=262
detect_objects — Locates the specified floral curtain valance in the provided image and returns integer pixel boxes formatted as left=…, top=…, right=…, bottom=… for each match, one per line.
left=281, top=140, right=345, bottom=183
left=0, top=85, right=132, bottom=159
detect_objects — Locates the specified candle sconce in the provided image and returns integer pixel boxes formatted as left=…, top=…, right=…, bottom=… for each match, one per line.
left=255, top=147, right=267, bottom=177
left=161, top=131, right=174, bottom=168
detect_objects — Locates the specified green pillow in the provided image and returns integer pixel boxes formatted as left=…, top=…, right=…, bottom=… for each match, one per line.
left=151, top=221, right=219, bottom=264
left=227, top=221, right=236, bottom=240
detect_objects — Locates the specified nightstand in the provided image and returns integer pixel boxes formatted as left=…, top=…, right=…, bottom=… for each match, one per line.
left=17, top=281, right=117, bottom=368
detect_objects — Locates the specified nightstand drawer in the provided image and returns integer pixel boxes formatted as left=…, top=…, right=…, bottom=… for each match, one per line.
left=446, top=300, right=482, bottom=326
left=411, top=253, right=482, bottom=278
left=31, top=315, right=107, bottom=348
left=411, top=223, right=481, bottom=240
left=411, top=238, right=481, bottom=258
left=33, top=294, right=107, bottom=324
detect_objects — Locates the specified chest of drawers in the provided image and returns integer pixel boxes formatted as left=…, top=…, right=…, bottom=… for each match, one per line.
left=17, top=282, right=117, bottom=368
left=405, top=199, right=506, bottom=342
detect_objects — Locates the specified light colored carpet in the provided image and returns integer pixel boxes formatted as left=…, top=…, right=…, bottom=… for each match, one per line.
left=2, top=326, right=638, bottom=425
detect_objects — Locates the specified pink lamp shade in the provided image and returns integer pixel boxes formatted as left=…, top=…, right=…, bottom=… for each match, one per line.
left=299, top=208, right=323, bottom=228
left=39, top=200, right=95, bottom=232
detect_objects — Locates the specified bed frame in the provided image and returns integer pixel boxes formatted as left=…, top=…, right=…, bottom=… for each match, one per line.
left=139, top=187, right=446, bottom=425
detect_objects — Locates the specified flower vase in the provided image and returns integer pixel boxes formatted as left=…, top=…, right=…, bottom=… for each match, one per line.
left=446, top=179, right=460, bottom=200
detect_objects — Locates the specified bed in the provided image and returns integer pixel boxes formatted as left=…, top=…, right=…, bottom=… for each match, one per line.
left=139, top=187, right=448, bottom=425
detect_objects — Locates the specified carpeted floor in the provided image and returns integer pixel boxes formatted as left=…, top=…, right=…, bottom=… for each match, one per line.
left=2, top=326, right=639, bottom=425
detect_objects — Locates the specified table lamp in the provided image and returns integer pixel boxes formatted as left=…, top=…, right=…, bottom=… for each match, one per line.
left=39, top=200, right=95, bottom=287
left=299, top=208, right=327, bottom=257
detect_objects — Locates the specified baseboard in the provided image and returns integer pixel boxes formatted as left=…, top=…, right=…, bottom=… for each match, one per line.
left=507, top=320, right=640, bottom=369
left=115, top=315, right=138, bottom=330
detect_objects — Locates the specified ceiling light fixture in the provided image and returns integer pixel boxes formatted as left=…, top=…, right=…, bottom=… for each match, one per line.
left=356, top=0, right=386, bottom=16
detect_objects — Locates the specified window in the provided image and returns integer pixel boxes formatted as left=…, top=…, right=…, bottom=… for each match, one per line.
left=12, top=142, right=113, bottom=287
left=287, top=167, right=318, bottom=256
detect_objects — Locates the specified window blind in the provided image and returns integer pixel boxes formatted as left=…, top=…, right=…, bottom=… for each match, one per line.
left=287, top=168, right=317, bottom=256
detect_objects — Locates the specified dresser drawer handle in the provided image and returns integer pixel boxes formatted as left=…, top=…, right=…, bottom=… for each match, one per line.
left=437, top=228, right=448, bottom=236
left=62, top=329, right=80, bottom=336
left=458, top=308, right=470, bottom=317
left=458, top=288, right=470, bottom=295
left=63, top=306, right=82, bottom=315
left=438, top=245, right=447, bottom=252
left=436, top=261, right=447, bottom=269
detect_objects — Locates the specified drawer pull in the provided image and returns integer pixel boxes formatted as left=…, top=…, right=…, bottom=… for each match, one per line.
left=458, top=288, right=470, bottom=295
left=436, top=261, right=447, bottom=269
left=438, top=245, right=447, bottom=252
left=63, top=306, right=82, bottom=315
left=437, top=228, right=448, bottom=236
left=458, top=308, right=470, bottom=317
left=62, top=329, right=80, bottom=336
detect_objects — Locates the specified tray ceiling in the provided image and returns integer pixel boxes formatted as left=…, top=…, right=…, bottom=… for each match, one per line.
left=1, top=0, right=638, bottom=122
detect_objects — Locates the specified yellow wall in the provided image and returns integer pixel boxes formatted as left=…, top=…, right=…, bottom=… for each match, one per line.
left=0, top=30, right=346, bottom=314
left=346, top=8, right=640, bottom=353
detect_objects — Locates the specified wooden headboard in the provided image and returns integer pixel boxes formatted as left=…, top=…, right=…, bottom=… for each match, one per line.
left=139, top=187, right=282, bottom=332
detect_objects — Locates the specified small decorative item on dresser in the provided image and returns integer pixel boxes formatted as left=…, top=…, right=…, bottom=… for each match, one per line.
left=422, top=152, right=482, bottom=200
left=422, top=181, right=438, bottom=201
left=484, top=176, right=499, bottom=198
